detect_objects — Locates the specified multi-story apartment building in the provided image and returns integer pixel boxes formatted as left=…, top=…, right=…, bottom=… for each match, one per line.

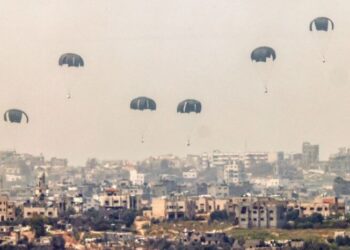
left=211, top=151, right=241, bottom=168
left=0, top=195, right=15, bottom=222
left=193, top=195, right=227, bottom=217
left=98, top=188, right=140, bottom=210
left=288, top=196, right=345, bottom=218
left=129, top=170, right=145, bottom=186
left=232, top=197, right=287, bottom=228
left=223, top=161, right=245, bottom=185
left=207, top=183, right=229, bottom=198
left=209, top=150, right=268, bottom=169
left=151, top=195, right=195, bottom=220
left=243, top=152, right=268, bottom=169
left=23, top=206, right=58, bottom=219
left=302, top=142, right=319, bottom=168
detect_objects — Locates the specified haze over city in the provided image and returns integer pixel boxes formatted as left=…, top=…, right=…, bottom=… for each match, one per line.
left=0, top=0, right=349, bottom=163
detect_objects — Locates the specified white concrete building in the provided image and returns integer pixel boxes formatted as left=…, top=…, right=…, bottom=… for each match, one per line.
left=223, top=161, right=245, bottom=184
left=129, top=169, right=145, bottom=186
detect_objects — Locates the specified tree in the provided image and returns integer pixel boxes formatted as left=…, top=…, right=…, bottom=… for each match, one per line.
left=309, top=213, right=324, bottom=224
left=286, top=209, right=299, bottom=221
left=29, top=216, right=46, bottom=238
left=51, top=235, right=65, bottom=250
left=210, top=210, right=229, bottom=222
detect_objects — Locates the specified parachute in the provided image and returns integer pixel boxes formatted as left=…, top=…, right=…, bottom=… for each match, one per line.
left=4, top=109, right=29, bottom=124
left=177, top=99, right=202, bottom=146
left=4, top=109, right=29, bottom=151
left=130, top=97, right=157, bottom=111
left=130, top=97, right=156, bottom=143
left=309, top=17, right=334, bottom=63
left=59, top=53, right=84, bottom=67
left=177, top=99, right=201, bottom=114
left=58, top=53, right=84, bottom=99
left=251, top=46, right=276, bottom=94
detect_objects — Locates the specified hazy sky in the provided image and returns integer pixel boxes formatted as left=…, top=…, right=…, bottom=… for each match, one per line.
left=0, top=0, right=350, bottom=164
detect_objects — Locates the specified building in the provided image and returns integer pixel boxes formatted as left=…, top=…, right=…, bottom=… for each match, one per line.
left=180, top=230, right=227, bottom=246
left=35, top=172, right=48, bottom=199
left=23, top=206, right=58, bottom=219
left=151, top=195, right=195, bottom=220
left=183, top=170, right=198, bottom=179
left=267, top=152, right=284, bottom=163
left=193, top=196, right=227, bottom=218
left=211, top=150, right=240, bottom=168
left=233, top=197, right=287, bottom=228
left=0, top=195, right=15, bottom=222
left=207, top=183, right=229, bottom=198
left=288, top=196, right=345, bottom=218
left=243, top=152, right=268, bottom=169
left=302, top=142, right=319, bottom=167
left=98, top=188, right=140, bottom=210
left=129, top=170, right=145, bottom=186
left=223, top=161, right=245, bottom=185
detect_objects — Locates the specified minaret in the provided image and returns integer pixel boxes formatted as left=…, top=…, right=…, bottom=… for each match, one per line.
left=35, top=172, right=47, bottom=200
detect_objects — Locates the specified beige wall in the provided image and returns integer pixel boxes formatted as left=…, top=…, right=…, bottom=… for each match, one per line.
left=23, top=207, right=58, bottom=219
left=0, top=195, right=15, bottom=222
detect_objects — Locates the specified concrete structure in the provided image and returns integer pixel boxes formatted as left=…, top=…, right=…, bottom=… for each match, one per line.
left=129, top=170, right=145, bottom=186
left=183, top=170, right=198, bottom=179
left=243, top=152, right=268, bottom=169
left=98, top=188, right=140, bottom=210
left=233, top=197, right=287, bottom=228
left=207, top=183, right=229, bottom=198
left=151, top=195, right=195, bottom=220
left=181, top=230, right=227, bottom=246
left=223, top=161, right=245, bottom=185
left=193, top=196, right=227, bottom=217
left=0, top=195, right=15, bottom=222
left=23, top=206, right=58, bottom=219
left=302, top=142, right=319, bottom=167
left=288, top=196, right=345, bottom=218
left=34, top=172, right=47, bottom=199
left=211, top=150, right=240, bottom=168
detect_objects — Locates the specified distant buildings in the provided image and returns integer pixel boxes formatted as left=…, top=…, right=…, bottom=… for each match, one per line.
left=223, top=161, right=245, bottom=185
left=207, top=150, right=268, bottom=169
left=0, top=195, right=15, bottom=222
left=151, top=195, right=195, bottom=220
left=302, top=142, right=319, bottom=167
left=207, top=183, right=229, bottom=198
left=288, top=196, right=345, bottom=218
left=23, top=206, right=58, bottom=219
left=98, top=188, right=140, bottom=210
left=233, top=197, right=287, bottom=228
left=129, top=169, right=145, bottom=186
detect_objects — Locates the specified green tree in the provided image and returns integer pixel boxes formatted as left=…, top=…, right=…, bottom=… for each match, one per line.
left=29, top=216, right=46, bottom=238
left=51, top=235, right=65, bottom=250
